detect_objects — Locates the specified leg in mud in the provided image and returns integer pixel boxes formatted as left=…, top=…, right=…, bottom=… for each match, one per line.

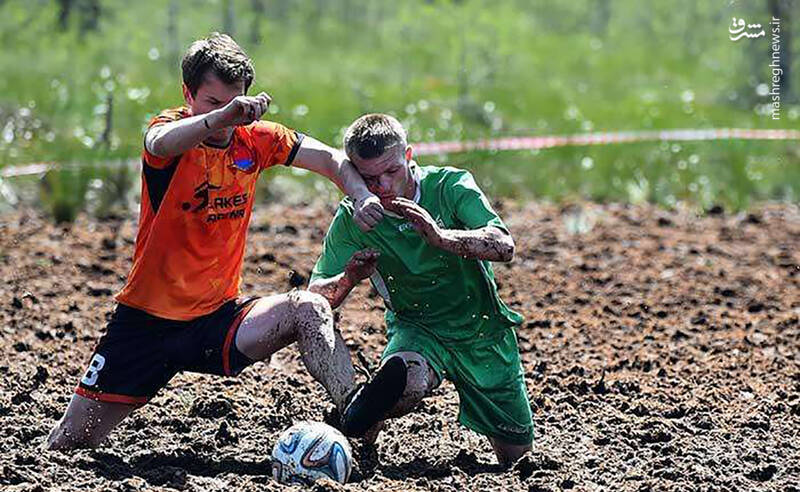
left=384, top=351, right=440, bottom=418
left=234, top=290, right=356, bottom=410
left=343, top=351, right=439, bottom=440
left=489, top=437, right=531, bottom=468
left=47, top=394, right=136, bottom=450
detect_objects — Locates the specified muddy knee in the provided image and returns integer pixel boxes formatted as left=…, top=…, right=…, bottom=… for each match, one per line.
left=289, top=291, right=333, bottom=327
left=285, top=290, right=342, bottom=360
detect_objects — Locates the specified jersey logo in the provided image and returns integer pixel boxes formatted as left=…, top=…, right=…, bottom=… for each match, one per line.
left=182, top=180, right=222, bottom=212
left=181, top=180, right=250, bottom=222
left=397, top=215, right=445, bottom=232
left=231, top=143, right=256, bottom=172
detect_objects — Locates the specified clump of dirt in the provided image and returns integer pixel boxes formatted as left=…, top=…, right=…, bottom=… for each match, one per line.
left=0, top=201, right=798, bottom=490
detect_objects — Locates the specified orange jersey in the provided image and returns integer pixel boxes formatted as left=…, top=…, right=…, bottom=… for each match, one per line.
left=115, top=107, right=303, bottom=320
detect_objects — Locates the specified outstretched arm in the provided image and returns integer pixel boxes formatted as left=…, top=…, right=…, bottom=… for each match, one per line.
left=437, top=225, right=515, bottom=262
left=391, top=197, right=515, bottom=262
left=146, top=92, right=272, bottom=158
left=293, top=138, right=384, bottom=232
left=308, top=249, right=380, bottom=309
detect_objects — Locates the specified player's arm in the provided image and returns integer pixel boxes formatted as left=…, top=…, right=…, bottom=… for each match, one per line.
left=390, top=197, right=515, bottom=262
left=146, top=93, right=271, bottom=158
left=292, top=138, right=384, bottom=232
left=308, top=249, right=379, bottom=309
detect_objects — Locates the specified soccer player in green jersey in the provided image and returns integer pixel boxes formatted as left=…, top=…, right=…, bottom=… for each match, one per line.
left=308, top=114, right=533, bottom=465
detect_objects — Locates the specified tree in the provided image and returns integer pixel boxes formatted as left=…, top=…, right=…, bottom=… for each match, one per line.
left=591, top=0, right=612, bottom=37
left=55, top=0, right=101, bottom=34
left=250, top=0, right=264, bottom=45
left=167, top=0, right=179, bottom=68
left=223, top=0, right=235, bottom=37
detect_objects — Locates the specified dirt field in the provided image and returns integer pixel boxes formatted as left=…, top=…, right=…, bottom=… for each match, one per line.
left=1, top=201, right=798, bottom=491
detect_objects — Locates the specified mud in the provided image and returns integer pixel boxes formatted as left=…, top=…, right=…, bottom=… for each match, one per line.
left=0, top=201, right=798, bottom=491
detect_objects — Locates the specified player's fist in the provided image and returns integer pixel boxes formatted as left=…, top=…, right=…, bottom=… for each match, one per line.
left=344, top=249, right=380, bottom=283
left=214, top=92, right=271, bottom=128
left=353, top=194, right=384, bottom=232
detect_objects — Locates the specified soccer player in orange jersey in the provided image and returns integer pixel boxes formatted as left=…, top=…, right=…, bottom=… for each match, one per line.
left=47, top=33, right=383, bottom=449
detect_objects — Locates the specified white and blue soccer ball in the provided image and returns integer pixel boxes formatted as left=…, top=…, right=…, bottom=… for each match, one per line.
left=271, top=421, right=353, bottom=485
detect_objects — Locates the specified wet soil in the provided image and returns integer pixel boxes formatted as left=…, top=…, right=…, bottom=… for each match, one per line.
left=0, top=202, right=798, bottom=491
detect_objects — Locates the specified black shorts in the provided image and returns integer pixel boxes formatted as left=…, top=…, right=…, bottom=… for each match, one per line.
left=76, top=297, right=259, bottom=406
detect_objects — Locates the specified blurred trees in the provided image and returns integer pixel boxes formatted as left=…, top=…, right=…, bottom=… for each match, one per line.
left=56, top=0, right=101, bottom=34
left=0, top=0, right=796, bottom=211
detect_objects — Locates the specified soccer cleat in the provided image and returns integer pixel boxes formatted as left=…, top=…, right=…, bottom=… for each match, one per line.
left=341, top=356, right=407, bottom=438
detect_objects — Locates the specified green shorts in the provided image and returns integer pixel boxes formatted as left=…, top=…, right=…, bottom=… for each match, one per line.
left=383, top=323, right=533, bottom=445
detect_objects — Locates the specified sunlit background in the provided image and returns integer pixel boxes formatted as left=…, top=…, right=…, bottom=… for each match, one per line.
left=1, top=0, right=798, bottom=221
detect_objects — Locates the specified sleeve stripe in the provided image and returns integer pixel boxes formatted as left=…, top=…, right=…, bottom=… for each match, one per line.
left=283, top=131, right=305, bottom=166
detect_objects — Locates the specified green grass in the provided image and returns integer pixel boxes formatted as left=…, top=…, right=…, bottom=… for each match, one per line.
left=449, top=140, right=799, bottom=210
left=1, top=0, right=798, bottom=220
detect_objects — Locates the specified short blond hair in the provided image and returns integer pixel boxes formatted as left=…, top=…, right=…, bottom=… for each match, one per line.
left=343, top=113, right=407, bottom=161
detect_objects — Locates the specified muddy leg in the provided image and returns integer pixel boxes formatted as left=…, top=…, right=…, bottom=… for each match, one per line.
left=489, top=437, right=531, bottom=468
left=235, top=290, right=355, bottom=410
left=353, top=351, right=438, bottom=444
left=47, top=394, right=136, bottom=450
left=385, top=351, right=440, bottom=418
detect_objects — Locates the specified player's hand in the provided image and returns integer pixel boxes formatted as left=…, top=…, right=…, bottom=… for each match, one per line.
left=212, top=92, right=271, bottom=128
left=353, top=194, right=384, bottom=232
left=344, top=249, right=380, bottom=283
left=391, top=197, right=445, bottom=247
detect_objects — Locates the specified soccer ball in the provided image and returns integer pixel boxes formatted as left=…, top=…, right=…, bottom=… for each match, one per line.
left=271, top=421, right=353, bottom=485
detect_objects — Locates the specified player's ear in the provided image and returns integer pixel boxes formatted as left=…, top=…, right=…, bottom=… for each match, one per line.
left=182, top=83, right=194, bottom=106
left=404, top=145, right=413, bottom=162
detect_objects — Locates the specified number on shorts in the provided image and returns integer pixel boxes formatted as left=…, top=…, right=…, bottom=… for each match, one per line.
left=81, top=354, right=106, bottom=386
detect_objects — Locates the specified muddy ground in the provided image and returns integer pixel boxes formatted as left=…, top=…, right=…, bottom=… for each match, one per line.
left=0, top=201, right=798, bottom=491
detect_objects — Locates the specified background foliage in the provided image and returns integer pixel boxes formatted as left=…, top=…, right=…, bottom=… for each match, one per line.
left=0, top=0, right=798, bottom=218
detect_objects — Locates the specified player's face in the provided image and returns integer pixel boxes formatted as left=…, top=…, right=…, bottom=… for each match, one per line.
left=352, top=146, right=415, bottom=207
left=183, top=72, right=245, bottom=146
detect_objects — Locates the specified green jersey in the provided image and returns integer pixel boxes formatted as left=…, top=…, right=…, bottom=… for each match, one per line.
left=310, top=165, right=523, bottom=342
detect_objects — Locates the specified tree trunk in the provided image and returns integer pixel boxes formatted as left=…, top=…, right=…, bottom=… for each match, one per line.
left=78, top=0, right=100, bottom=34
left=250, top=0, right=264, bottom=45
left=98, top=91, right=113, bottom=149
left=167, top=0, right=179, bottom=69
left=223, top=0, right=236, bottom=37
left=55, top=0, right=101, bottom=34
left=591, top=0, right=611, bottom=37
left=56, top=0, right=74, bottom=30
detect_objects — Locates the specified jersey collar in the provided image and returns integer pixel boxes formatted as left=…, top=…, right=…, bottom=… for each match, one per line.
left=410, top=161, right=421, bottom=203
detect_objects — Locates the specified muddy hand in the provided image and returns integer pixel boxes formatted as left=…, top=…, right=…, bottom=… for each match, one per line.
left=354, top=195, right=384, bottom=232
left=391, top=197, right=444, bottom=247
left=344, top=249, right=380, bottom=283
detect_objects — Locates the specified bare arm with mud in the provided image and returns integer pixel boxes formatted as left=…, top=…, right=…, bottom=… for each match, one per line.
left=308, top=249, right=380, bottom=309
left=292, top=139, right=384, bottom=231
left=436, top=226, right=515, bottom=262
left=391, top=197, right=515, bottom=262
